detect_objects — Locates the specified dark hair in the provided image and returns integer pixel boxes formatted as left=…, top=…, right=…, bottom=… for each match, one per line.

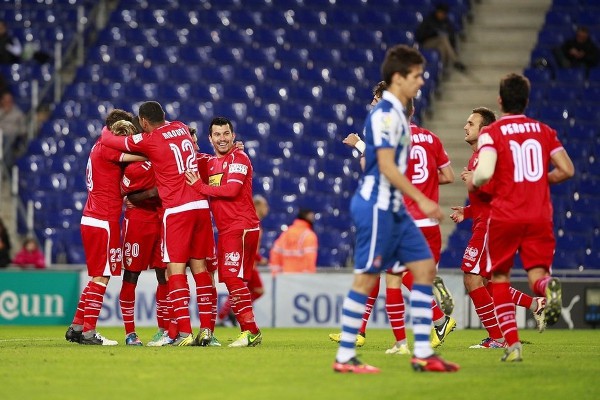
left=297, top=208, right=314, bottom=222
left=381, top=44, right=425, bottom=85
left=138, top=101, right=166, bottom=124
left=132, top=115, right=143, bottom=133
left=208, top=116, right=233, bottom=135
left=471, top=107, right=496, bottom=128
left=105, top=109, right=133, bottom=130
left=435, top=3, right=450, bottom=13
left=576, top=25, right=589, bottom=34
left=499, top=73, right=530, bottom=114
left=372, top=81, right=388, bottom=99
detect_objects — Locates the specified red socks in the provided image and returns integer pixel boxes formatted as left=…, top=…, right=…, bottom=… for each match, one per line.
left=469, top=286, right=503, bottom=340
left=119, top=280, right=136, bottom=335
left=168, top=274, right=192, bottom=335
left=491, top=282, right=519, bottom=346
left=83, top=281, right=107, bottom=333
left=193, top=271, right=215, bottom=330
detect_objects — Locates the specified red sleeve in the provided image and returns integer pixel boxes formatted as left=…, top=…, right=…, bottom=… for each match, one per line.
left=191, top=180, right=242, bottom=198
left=101, top=127, right=147, bottom=154
left=463, top=205, right=472, bottom=219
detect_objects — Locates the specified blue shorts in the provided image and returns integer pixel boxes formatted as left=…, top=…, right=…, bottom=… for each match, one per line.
left=351, top=194, right=432, bottom=274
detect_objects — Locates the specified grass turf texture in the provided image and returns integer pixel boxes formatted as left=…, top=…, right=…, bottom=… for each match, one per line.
left=0, top=327, right=598, bottom=400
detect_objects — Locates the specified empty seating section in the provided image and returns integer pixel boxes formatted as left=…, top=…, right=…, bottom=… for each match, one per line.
left=440, top=0, right=600, bottom=271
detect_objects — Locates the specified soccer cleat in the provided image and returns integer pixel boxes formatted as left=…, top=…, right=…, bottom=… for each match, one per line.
left=328, top=332, right=366, bottom=347
left=125, top=332, right=143, bottom=346
left=433, top=276, right=455, bottom=315
left=208, top=335, right=222, bottom=347
left=411, top=354, right=460, bottom=372
left=532, top=297, right=547, bottom=333
left=333, top=357, right=380, bottom=374
left=80, top=332, right=118, bottom=346
left=385, top=342, right=411, bottom=355
left=65, top=327, right=82, bottom=343
left=430, top=316, right=456, bottom=348
left=501, top=342, right=523, bottom=362
left=228, top=330, right=262, bottom=347
left=469, top=337, right=506, bottom=349
left=545, top=278, right=562, bottom=326
left=146, top=330, right=165, bottom=346
left=193, top=328, right=213, bottom=347
left=170, top=333, right=193, bottom=347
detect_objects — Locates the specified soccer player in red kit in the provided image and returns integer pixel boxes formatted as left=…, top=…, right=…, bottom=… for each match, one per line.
left=119, top=154, right=167, bottom=346
left=65, top=113, right=145, bottom=345
left=471, top=73, right=575, bottom=361
left=101, top=101, right=216, bottom=346
left=331, top=95, right=456, bottom=354
left=185, top=116, right=262, bottom=347
left=216, top=195, right=268, bottom=327
left=450, top=107, right=547, bottom=349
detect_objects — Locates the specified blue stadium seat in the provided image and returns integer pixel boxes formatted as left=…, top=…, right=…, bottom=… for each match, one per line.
left=554, top=68, right=587, bottom=84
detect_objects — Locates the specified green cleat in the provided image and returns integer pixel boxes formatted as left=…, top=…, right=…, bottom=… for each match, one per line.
left=501, top=342, right=523, bottom=362
left=545, top=278, right=562, bottom=326
left=328, top=332, right=366, bottom=347
left=433, top=276, right=455, bottom=316
left=430, top=316, right=456, bottom=348
left=228, top=330, right=262, bottom=347
left=208, top=335, right=222, bottom=347
left=170, top=333, right=193, bottom=346
left=193, top=328, right=213, bottom=347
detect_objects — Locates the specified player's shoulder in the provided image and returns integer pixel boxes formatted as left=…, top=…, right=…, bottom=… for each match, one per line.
left=231, top=148, right=251, bottom=163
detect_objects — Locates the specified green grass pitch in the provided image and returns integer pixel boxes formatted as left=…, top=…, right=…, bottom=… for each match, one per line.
left=0, top=326, right=598, bottom=400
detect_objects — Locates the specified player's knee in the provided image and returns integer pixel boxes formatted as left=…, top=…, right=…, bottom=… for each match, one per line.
left=221, top=276, right=245, bottom=292
left=123, top=270, right=140, bottom=284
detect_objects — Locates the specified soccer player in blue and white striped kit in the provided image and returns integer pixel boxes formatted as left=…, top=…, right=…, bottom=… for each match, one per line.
left=333, top=45, right=459, bottom=373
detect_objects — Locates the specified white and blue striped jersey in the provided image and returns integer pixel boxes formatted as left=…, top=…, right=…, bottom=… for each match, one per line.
left=357, top=90, right=411, bottom=214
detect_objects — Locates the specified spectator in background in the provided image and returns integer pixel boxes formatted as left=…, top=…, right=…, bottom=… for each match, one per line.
left=12, top=236, right=45, bottom=269
left=0, top=21, right=22, bottom=64
left=554, top=26, right=600, bottom=71
left=415, top=3, right=467, bottom=73
left=269, top=209, right=318, bottom=273
left=0, top=91, right=27, bottom=168
left=0, top=217, right=11, bottom=268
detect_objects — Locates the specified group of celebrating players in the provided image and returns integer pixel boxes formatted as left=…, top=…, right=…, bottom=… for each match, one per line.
left=65, top=102, right=263, bottom=348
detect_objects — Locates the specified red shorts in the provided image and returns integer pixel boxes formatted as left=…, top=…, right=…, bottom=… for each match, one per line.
left=248, top=268, right=264, bottom=292
left=217, top=227, right=260, bottom=282
left=487, top=219, right=555, bottom=275
left=162, top=201, right=214, bottom=263
left=122, top=216, right=164, bottom=272
left=81, top=216, right=122, bottom=277
left=420, top=225, right=441, bottom=264
left=461, top=220, right=490, bottom=280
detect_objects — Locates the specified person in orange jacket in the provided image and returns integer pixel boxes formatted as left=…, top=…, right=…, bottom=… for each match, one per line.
left=269, top=209, right=318, bottom=274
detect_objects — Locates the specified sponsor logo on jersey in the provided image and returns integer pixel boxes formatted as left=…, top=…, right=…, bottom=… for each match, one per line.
left=126, top=257, right=132, bottom=267
left=122, top=176, right=131, bottom=187
left=209, top=173, right=223, bottom=186
left=132, top=133, right=144, bottom=144
left=228, top=163, right=248, bottom=175
left=372, top=255, right=382, bottom=268
left=224, top=251, right=241, bottom=267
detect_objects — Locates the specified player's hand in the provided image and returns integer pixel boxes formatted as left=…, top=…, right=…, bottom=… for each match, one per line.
left=235, top=141, right=244, bottom=151
left=450, top=206, right=464, bottom=223
left=343, top=133, right=360, bottom=148
left=185, top=170, right=201, bottom=186
left=417, top=197, right=444, bottom=221
left=460, top=167, right=472, bottom=183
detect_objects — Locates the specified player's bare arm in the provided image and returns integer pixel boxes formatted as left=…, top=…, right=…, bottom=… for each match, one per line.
left=438, top=165, right=455, bottom=185
left=548, top=149, right=575, bottom=184
left=472, top=149, right=497, bottom=188
left=121, top=154, right=147, bottom=162
left=377, top=147, right=443, bottom=221
left=126, top=187, right=158, bottom=205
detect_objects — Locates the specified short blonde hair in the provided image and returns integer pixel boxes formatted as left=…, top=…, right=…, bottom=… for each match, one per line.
left=111, top=120, right=137, bottom=136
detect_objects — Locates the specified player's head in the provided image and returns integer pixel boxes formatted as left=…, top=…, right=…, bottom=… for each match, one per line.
left=132, top=115, right=143, bottom=134
left=138, top=101, right=166, bottom=132
left=208, top=116, right=235, bottom=156
left=575, top=26, right=590, bottom=43
left=371, top=81, right=388, bottom=106
left=498, top=73, right=530, bottom=115
left=253, top=194, right=269, bottom=220
left=189, top=125, right=199, bottom=151
left=297, top=208, right=315, bottom=227
left=111, top=120, right=137, bottom=137
left=381, top=44, right=425, bottom=104
left=464, top=107, right=496, bottom=145
left=105, top=109, right=133, bottom=131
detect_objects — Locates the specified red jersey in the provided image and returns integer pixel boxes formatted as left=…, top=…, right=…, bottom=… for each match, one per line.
left=403, top=124, right=451, bottom=222
left=477, top=114, right=564, bottom=222
left=203, top=148, right=259, bottom=234
left=83, top=137, right=126, bottom=221
left=100, top=122, right=206, bottom=208
left=464, top=149, right=494, bottom=226
left=121, top=160, right=161, bottom=220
